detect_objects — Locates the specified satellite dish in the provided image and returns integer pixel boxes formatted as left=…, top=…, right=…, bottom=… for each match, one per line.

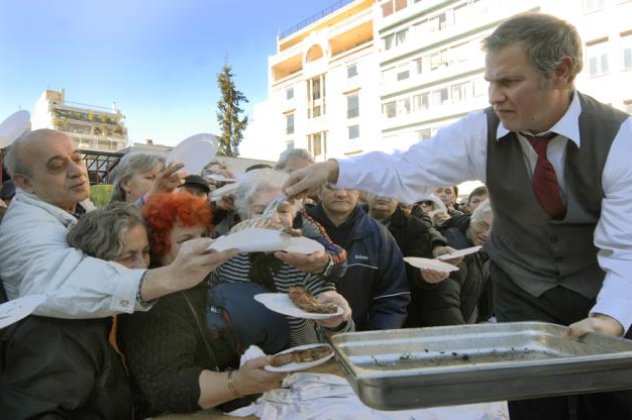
left=0, top=110, right=31, bottom=149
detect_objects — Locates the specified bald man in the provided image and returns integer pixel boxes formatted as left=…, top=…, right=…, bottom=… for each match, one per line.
left=0, top=129, right=237, bottom=318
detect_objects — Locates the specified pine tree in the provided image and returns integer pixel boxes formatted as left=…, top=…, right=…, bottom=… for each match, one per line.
left=216, top=64, right=249, bottom=157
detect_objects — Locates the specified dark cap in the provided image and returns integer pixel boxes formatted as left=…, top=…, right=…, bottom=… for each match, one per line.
left=0, top=180, right=15, bottom=200
left=182, top=174, right=210, bottom=193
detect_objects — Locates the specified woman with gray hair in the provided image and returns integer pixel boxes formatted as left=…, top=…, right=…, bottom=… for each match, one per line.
left=67, top=202, right=150, bottom=268
left=206, top=168, right=352, bottom=354
left=413, top=199, right=494, bottom=327
left=110, top=153, right=165, bottom=202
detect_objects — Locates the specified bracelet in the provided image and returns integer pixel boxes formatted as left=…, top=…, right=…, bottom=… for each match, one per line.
left=226, top=370, right=241, bottom=398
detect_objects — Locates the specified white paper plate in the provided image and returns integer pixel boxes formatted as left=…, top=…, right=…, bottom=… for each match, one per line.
left=167, top=133, right=218, bottom=175
left=254, top=292, right=343, bottom=320
left=265, top=343, right=334, bottom=372
left=0, top=110, right=30, bottom=148
left=210, top=182, right=240, bottom=200
left=403, top=257, right=459, bottom=272
left=207, top=173, right=237, bottom=183
left=435, top=246, right=482, bottom=260
left=0, top=294, right=46, bottom=329
left=208, top=228, right=324, bottom=254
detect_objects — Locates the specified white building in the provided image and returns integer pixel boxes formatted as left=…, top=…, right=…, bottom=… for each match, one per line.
left=243, top=0, right=632, bottom=187
left=32, top=89, right=129, bottom=152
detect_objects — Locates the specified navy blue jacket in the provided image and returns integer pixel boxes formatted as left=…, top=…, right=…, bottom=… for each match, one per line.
left=309, top=205, right=410, bottom=331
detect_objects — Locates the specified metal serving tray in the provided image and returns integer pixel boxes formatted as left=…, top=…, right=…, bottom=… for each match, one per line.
left=330, top=322, right=632, bottom=410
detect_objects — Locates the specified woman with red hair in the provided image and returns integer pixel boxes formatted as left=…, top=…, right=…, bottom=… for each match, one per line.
left=118, top=192, right=285, bottom=418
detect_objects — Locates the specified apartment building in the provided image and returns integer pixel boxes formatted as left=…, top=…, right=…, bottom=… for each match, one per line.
left=32, top=89, right=129, bottom=152
left=245, top=0, right=632, bottom=166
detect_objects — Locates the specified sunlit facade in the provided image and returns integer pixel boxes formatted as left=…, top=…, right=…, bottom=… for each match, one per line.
left=243, top=0, right=632, bottom=167
left=32, top=89, right=129, bottom=152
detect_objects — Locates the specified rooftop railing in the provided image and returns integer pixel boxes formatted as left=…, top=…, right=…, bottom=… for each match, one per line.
left=279, top=0, right=355, bottom=39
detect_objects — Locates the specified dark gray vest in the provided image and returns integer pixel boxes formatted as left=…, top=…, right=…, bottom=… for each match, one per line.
left=485, top=93, right=628, bottom=298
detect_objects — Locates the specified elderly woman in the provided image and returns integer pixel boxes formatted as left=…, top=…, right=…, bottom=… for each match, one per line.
left=110, top=152, right=165, bottom=202
left=0, top=203, right=148, bottom=419
left=415, top=200, right=495, bottom=326
left=206, top=169, right=352, bottom=354
left=117, top=192, right=285, bottom=418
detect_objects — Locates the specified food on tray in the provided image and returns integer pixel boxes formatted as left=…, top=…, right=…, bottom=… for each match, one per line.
left=271, top=345, right=333, bottom=367
left=288, top=286, right=338, bottom=314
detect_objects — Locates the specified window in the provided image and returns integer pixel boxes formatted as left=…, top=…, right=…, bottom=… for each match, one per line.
left=432, top=87, right=449, bottom=106
left=413, top=93, right=429, bottom=111
left=623, top=35, right=632, bottom=70
left=347, top=94, right=359, bottom=119
left=583, top=0, right=606, bottom=13
left=308, top=131, right=326, bottom=158
left=286, top=140, right=295, bottom=150
left=347, top=63, right=358, bottom=78
left=383, top=101, right=396, bottom=118
left=348, top=125, right=360, bottom=140
left=414, top=57, right=423, bottom=75
left=416, top=128, right=432, bottom=140
left=395, top=0, right=407, bottom=12
left=286, top=87, right=294, bottom=100
left=307, top=74, right=326, bottom=118
left=383, top=29, right=408, bottom=51
left=587, top=41, right=610, bottom=77
left=381, top=1, right=394, bottom=17
left=397, top=69, right=410, bottom=81
left=397, top=98, right=411, bottom=115
left=285, top=113, right=294, bottom=135
left=451, top=82, right=470, bottom=103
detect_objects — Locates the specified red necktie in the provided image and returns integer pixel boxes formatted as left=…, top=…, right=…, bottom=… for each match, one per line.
left=523, top=133, right=566, bottom=219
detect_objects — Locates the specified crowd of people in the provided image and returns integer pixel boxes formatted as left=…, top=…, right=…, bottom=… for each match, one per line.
left=1, top=11, right=631, bottom=420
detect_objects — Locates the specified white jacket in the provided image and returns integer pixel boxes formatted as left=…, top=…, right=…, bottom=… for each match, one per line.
left=0, top=190, right=147, bottom=318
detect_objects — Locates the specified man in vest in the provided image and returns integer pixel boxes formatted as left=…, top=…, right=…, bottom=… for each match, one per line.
left=284, top=12, right=632, bottom=420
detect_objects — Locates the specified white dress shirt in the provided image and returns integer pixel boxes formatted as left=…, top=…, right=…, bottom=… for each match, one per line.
left=336, top=92, right=632, bottom=331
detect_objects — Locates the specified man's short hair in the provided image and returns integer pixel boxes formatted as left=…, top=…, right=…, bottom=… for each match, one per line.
left=467, top=185, right=489, bottom=204
left=3, top=131, right=37, bottom=178
left=482, top=13, right=583, bottom=84
left=67, top=202, right=145, bottom=261
left=274, top=148, right=314, bottom=170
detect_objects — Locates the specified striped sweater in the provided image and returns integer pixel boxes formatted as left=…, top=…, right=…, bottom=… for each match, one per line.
left=208, top=253, right=340, bottom=346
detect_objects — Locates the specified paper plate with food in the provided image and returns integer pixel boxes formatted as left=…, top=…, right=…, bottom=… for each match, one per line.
left=265, top=343, right=334, bottom=372
left=403, top=257, right=459, bottom=272
left=254, top=286, right=343, bottom=320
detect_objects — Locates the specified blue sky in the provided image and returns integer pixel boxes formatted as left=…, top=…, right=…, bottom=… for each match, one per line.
left=0, top=0, right=333, bottom=146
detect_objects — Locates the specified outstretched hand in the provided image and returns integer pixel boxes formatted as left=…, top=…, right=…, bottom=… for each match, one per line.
left=283, top=160, right=339, bottom=199
left=148, top=162, right=186, bottom=196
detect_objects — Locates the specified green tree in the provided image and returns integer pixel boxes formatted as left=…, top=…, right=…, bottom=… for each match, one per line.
left=216, top=64, right=249, bottom=157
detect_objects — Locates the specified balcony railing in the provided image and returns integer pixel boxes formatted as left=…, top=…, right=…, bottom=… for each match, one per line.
left=279, top=0, right=355, bottom=39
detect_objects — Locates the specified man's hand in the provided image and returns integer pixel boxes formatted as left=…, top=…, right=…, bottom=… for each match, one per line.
left=283, top=160, right=339, bottom=199
left=142, top=238, right=238, bottom=301
left=148, top=162, right=186, bottom=197
left=315, top=290, right=352, bottom=329
left=420, top=268, right=450, bottom=284
left=566, top=313, right=624, bottom=340
left=273, top=250, right=329, bottom=274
